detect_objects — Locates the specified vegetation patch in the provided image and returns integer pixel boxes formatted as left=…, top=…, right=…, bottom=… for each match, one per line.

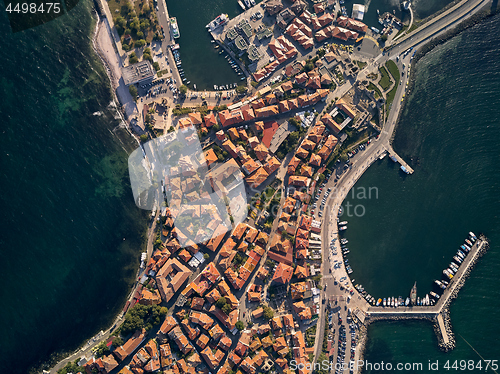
left=367, top=82, right=382, bottom=99
left=378, top=66, right=392, bottom=91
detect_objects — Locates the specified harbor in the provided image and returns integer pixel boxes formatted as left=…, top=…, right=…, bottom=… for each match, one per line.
left=360, top=234, right=490, bottom=351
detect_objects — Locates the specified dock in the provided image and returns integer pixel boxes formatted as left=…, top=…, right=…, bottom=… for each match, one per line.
left=385, top=145, right=414, bottom=174
left=362, top=235, right=489, bottom=351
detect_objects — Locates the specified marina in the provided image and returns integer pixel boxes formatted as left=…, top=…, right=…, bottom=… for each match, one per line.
left=360, top=234, right=490, bottom=351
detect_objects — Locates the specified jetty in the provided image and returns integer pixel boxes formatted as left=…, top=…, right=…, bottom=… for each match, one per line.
left=360, top=235, right=489, bottom=351
left=386, top=145, right=414, bottom=174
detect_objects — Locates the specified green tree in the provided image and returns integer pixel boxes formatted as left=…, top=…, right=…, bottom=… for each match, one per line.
left=304, top=62, right=314, bottom=72
left=236, top=85, right=247, bottom=94
left=129, top=52, right=139, bottom=64
left=263, top=305, right=274, bottom=320
left=316, top=353, right=329, bottom=374
left=137, top=31, right=144, bottom=39
left=179, top=84, right=188, bottom=95
left=216, top=296, right=227, bottom=309
left=235, top=320, right=245, bottom=331
left=222, top=303, right=232, bottom=315
left=135, top=39, right=146, bottom=48
left=129, top=85, right=138, bottom=101
left=203, top=253, right=210, bottom=260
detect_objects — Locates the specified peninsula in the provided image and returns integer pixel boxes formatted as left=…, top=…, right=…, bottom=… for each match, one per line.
left=50, top=0, right=495, bottom=373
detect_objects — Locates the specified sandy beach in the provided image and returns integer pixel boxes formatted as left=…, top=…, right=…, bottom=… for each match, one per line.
left=92, top=17, right=138, bottom=119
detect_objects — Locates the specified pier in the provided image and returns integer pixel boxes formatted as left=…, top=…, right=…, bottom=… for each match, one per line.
left=386, top=145, right=414, bottom=174
left=361, top=236, right=489, bottom=350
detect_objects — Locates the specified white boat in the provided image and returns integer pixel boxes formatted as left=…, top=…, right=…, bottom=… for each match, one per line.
left=339, top=221, right=348, bottom=225
left=206, top=14, right=229, bottom=32
left=170, top=17, right=180, bottom=39
left=469, top=231, right=477, bottom=240
left=193, top=84, right=197, bottom=90
left=405, top=297, right=410, bottom=306
left=238, top=0, right=246, bottom=10
left=244, top=0, right=251, bottom=8
left=250, top=0, right=255, bottom=5
left=214, top=85, right=218, bottom=90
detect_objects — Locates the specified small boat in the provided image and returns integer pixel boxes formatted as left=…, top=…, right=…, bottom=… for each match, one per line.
left=238, top=0, right=246, bottom=10
left=469, top=231, right=477, bottom=240
left=339, top=221, right=348, bottom=225
left=453, top=255, right=462, bottom=264
left=250, top=0, right=255, bottom=5
left=465, top=239, right=473, bottom=247
left=425, top=294, right=430, bottom=305
left=186, top=81, right=190, bottom=85
left=457, top=250, right=465, bottom=259
left=395, top=298, right=398, bottom=307
left=376, top=298, right=382, bottom=306
left=443, top=269, right=453, bottom=279
left=193, top=84, right=197, bottom=90
left=244, top=0, right=251, bottom=8
left=214, top=45, right=219, bottom=49
left=405, top=297, right=410, bottom=306
left=391, top=297, right=395, bottom=307
left=435, top=280, right=446, bottom=289
left=442, top=280, right=449, bottom=286
left=341, top=239, right=348, bottom=245
left=214, top=85, right=218, bottom=90
left=430, top=291, right=440, bottom=299
left=417, top=297, right=420, bottom=306
left=383, top=298, right=387, bottom=307
left=339, top=226, right=347, bottom=231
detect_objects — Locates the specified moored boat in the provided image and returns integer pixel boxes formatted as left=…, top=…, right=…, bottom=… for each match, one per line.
left=410, top=282, right=417, bottom=305
left=465, top=239, right=473, bottom=247
left=376, top=298, right=382, bottom=306
left=170, top=17, right=180, bottom=39
left=405, top=297, right=410, bottom=306
left=383, top=298, right=387, bottom=307
left=430, top=291, right=440, bottom=299
left=469, top=231, right=477, bottom=240
left=339, top=221, right=348, bottom=225
left=206, top=13, right=229, bottom=32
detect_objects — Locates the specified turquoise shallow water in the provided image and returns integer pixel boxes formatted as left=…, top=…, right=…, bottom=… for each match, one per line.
left=0, top=1, right=147, bottom=372
left=342, top=13, right=500, bottom=372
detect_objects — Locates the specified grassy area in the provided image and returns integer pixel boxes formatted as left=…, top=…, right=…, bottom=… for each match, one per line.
left=367, top=82, right=382, bottom=99
left=385, top=60, right=400, bottom=83
left=384, top=60, right=400, bottom=113
left=378, top=66, right=392, bottom=91
left=355, top=60, right=367, bottom=69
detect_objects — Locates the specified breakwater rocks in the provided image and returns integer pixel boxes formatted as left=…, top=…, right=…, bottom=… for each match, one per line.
left=435, top=235, right=490, bottom=351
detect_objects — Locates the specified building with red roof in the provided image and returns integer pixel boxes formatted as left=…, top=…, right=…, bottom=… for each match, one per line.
left=272, top=263, right=294, bottom=284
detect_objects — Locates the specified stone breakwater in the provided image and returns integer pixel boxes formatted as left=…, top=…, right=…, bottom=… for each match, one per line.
left=434, top=235, right=490, bottom=351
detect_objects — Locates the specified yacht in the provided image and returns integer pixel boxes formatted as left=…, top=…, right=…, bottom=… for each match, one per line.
left=383, top=298, right=387, bottom=307
left=376, top=298, right=382, bottom=306
left=453, top=255, right=462, bottom=264
left=244, top=0, right=251, bottom=8
left=206, top=14, right=229, bottom=32
left=405, top=297, right=410, bottom=306
left=339, top=226, right=347, bottom=231
left=465, top=239, right=473, bottom=247
left=469, top=231, right=477, bottom=240
left=435, top=280, right=446, bottom=289
left=339, top=221, right=348, bottom=225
